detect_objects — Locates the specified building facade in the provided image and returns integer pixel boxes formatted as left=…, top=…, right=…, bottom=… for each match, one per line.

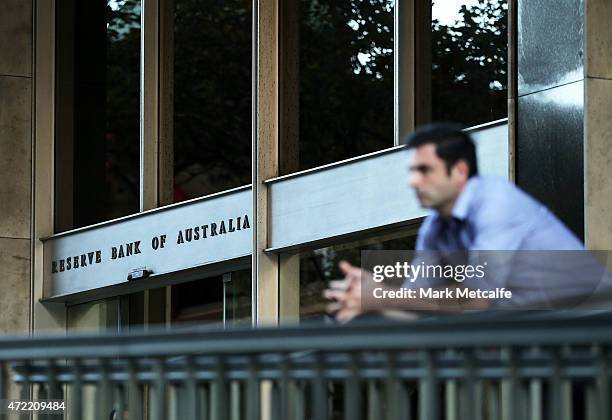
left=0, top=0, right=610, bottom=336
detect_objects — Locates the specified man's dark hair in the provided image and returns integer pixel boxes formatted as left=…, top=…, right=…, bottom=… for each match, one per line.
left=404, top=122, right=478, bottom=177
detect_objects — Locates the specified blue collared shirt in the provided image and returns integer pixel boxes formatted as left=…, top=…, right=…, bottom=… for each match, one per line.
left=407, top=177, right=612, bottom=307
left=416, top=176, right=584, bottom=251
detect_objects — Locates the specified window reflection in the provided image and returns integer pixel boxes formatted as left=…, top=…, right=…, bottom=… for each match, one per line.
left=431, top=0, right=508, bottom=126
left=55, top=0, right=141, bottom=230
left=67, top=298, right=119, bottom=332
left=295, top=232, right=417, bottom=321
left=173, top=0, right=252, bottom=201
left=105, top=0, right=141, bottom=217
left=285, top=0, right=395, bottom=173
left=171, top=270, right=251, bottom=327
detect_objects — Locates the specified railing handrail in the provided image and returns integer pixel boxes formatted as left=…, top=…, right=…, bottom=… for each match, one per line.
left=1, top=311, right=612, bottom=361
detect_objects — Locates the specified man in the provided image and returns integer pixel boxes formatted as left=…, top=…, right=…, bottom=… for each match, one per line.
left=325, top=123, right=597, bottom=322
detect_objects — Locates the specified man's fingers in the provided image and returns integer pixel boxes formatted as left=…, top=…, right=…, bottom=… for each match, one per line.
left=326, top=302, right=342, bottom=314
left=323, top=289, right=347, bottom=302
left=337, top=308, right=360, bottom=323
left=339, top=260, right=362, bottom=278
left=329, top=279, right=350, bottom=291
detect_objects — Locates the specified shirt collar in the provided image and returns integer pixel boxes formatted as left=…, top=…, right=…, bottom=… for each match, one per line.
left=450, top=176, right=480, bottom=221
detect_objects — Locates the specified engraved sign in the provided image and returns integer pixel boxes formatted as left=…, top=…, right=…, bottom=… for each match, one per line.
left=44, top=187, right=252, bottom=299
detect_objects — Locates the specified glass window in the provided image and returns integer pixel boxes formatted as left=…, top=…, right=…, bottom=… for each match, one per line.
left=282, top=0, right=395, bottom=173
left=431, top=0, right=508, bottom=126
left=67, top=298, right=120, bottom=332
left=288, top=232, right=417, bottom=322
left=170, top=269, right=251, bottom=327
left=55, top=0, right=141, bottom=231
left=172, top=0, right=252, bottom=202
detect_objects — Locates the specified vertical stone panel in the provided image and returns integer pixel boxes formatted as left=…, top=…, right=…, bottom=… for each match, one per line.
left=253, top=0, right=281, bottom=325
left=0, top=238, right=30, bottom=333
left=585, top=0, right=612, bottom=79
left=584, top=0, right=612, bottom=249
left=584, top=78, right=612, bottom=249
left=0, top=76, right=32, bottom=239
left=0, top=0, right=32, bottom=77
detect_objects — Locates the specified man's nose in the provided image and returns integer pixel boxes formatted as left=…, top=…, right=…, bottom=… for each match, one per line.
left=408, top=172, right=421, bottom=188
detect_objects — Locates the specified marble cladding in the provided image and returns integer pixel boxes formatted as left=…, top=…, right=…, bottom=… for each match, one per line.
left=516, top=81, right=585, bottom=239
left=518, top=0, right=584, bottom=96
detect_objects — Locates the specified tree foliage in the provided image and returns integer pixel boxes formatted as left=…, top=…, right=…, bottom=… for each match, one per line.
left=432, top=0, right=508, bottom=125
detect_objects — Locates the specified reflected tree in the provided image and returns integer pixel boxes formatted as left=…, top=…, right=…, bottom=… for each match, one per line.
left=106, top=0, right=141, bottom=217
left=173, top=0, right=253, bottom=199
left=299, top=0, right=395, bottom=170
left=432, top=0, right=508, bottom=125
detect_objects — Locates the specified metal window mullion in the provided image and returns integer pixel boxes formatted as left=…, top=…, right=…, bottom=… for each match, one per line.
left=394, top=0, right=416, bottom=145
left=596, top=345, right=610, bottom=420
left=140, top=0, right=160, bottom=211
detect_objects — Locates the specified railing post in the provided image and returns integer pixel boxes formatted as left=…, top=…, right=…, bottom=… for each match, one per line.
left=501, top=347, right=520, bottom=420
left=596, top=345, right=611, bottom=420
left=460, top=349, right=482, bottom=420
left=345, top=353, right=362, bottom=420
left=549, top=349, right=563, bottom=420
left=367, top=381, right=382, bottom=420
left=312, top=353, right=328, bottom=420
left=419, top=350, right=438, bottom=420
left=445, top=380, right=458, bottom=420
left=529, top=379, right=543, bottom=420
left=183, top=356, right=201, bottom=420
left=96, top=359, right=113, bottom=420
left=68, top=360, right=83, bottom=420
left=385, top=352, right=408, bottom=420
left=247, top=356, right=260, bottom=420
left=150, top=358, right=167, bottom=420
left=127, top=359, right=144, bottom=420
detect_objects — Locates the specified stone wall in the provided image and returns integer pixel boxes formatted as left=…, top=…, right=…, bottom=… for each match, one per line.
left=0, top=0, right=32, bottom=334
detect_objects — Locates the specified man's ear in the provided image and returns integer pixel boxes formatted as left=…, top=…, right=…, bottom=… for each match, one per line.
left=452, top=160, right=470, bottom=181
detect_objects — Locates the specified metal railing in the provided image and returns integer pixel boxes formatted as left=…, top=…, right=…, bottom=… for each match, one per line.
left=2, top=311, right=612, bottom=420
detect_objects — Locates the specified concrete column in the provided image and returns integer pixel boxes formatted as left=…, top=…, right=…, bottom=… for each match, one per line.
left=253, top=0, right=281, bottom=326
left=0, top=0, right=33, bottom=334
left=584, top=0, right=612, bottom=249
left=253, top=0, right=301, bottom=326
left=33, top=0, right=67, bottom=333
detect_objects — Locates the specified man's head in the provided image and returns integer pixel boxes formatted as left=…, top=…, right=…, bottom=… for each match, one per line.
left=405, top=123, right=478, bottom=216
